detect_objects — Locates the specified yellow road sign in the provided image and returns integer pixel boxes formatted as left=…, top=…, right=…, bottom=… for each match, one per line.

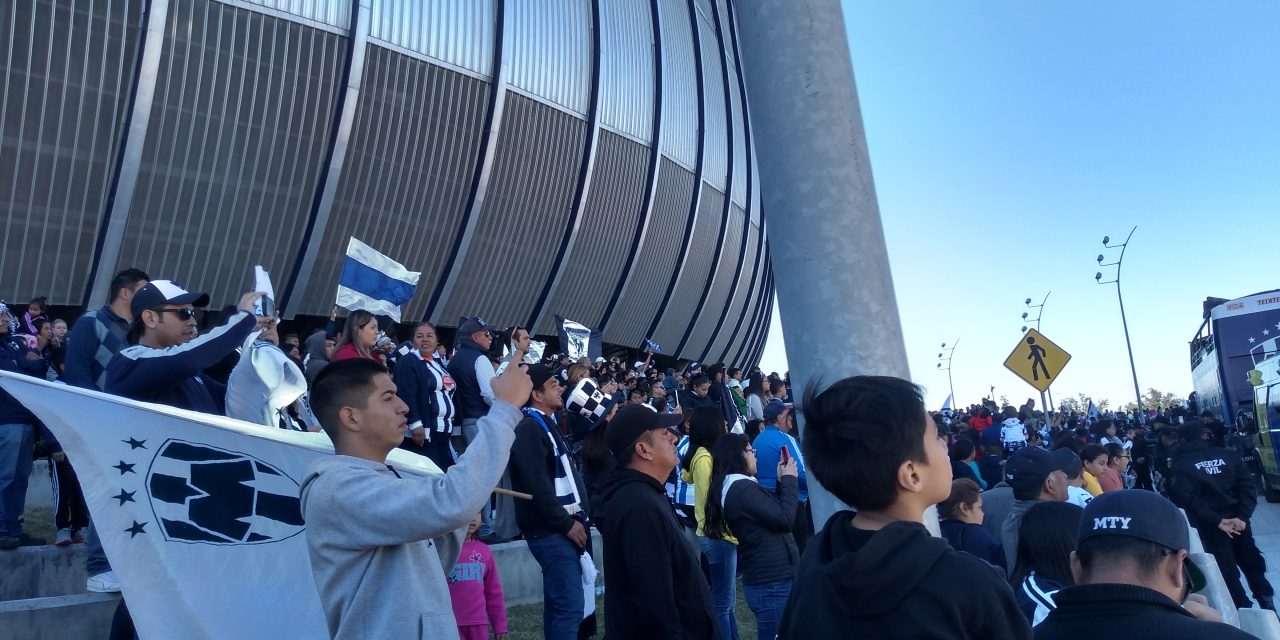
left=1003, top=328, right=1071, bottom=392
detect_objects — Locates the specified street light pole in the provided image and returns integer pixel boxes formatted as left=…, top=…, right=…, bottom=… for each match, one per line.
left=938, top=339, right=959, bottom=409
left=1096, top=227, right=1145, bottom=423
left=1020, top=292, right=1054, bottom=412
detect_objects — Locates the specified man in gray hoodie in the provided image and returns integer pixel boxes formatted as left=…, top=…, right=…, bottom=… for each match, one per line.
left=1000, top=446, right=1068, bottom=573
left=300, top=338, right=532, bottom=639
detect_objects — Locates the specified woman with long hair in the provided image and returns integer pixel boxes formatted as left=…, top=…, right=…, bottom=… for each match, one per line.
left=679, top=405, right=739, bottom=640
left=743, top=372, right=769, bottom=422
left=1101, top=442, right=1128, bottom=491
left=704, top=433, right=798, bottom=640
left=332, top=310, right=383, bottom=365
left=1011, top=501, right=1083, bottom=626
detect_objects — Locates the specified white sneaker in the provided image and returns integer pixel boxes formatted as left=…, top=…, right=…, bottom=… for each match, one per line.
left=86, top=571, right=121, bottom=593
left=55, top=528, right=72, bottom=546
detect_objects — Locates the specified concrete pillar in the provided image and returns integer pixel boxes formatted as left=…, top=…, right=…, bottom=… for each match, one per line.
left=734, top=1, right=922, bottom=530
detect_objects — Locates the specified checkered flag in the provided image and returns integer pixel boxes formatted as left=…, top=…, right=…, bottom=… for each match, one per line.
left=566, top=378, right=616, bottom=430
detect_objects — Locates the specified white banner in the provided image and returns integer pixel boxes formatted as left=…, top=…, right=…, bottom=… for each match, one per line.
left=0, top=372, right=440, bottom=639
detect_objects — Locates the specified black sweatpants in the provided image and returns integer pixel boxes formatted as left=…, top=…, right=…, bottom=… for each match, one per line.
left=1198, top=522, right=1274, bottom=608
left=51, top=456, right=89, bottom=531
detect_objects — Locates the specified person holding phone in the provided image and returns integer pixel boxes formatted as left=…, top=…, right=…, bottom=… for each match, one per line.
left=704, top=433, right=799, bottom=640
left=752, top=399, right=812, bottom=552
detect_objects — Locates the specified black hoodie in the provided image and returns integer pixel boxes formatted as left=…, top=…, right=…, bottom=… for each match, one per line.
left=1034, top=583, right=1256, bottom=639
left=778, top=512, right=1032, bottom=640
left=600, top=468, right=715, bottom=639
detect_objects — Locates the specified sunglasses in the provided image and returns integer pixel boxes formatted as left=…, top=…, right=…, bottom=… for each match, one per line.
left=153, top=308, right=197, bottom=321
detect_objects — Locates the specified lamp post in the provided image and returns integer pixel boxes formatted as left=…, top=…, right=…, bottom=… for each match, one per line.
left=1020, top=292, right=1054, bottom=412
left=937, top=340, right=958, bottom=410
left=1096, top=227, right=1145, bottom=423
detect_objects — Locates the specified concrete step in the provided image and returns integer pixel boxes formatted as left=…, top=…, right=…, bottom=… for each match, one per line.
left=0, top=592, right=118, bottom=640
left=1, top=530, right=603, bottom=606
left=0, top=545, right=87, bottom=601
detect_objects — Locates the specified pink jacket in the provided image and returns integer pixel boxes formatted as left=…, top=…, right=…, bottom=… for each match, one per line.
left=447, top=540, right=508, bottom=633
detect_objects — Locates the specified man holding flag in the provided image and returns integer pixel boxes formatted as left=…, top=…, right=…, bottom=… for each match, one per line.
left=301, top=342, right=533, bottom=639
left=103, top=280, right=266, bottom=634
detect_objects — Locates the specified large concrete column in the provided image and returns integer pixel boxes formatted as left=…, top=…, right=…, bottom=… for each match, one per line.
left=735, top=1, right=915, bottom=529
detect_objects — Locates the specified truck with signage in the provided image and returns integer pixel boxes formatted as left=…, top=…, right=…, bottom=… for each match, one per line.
left=1189, top=290, right=1280, bottom=498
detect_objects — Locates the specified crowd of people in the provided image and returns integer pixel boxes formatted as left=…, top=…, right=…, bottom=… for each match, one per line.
left=0, top=266, right=1275, bottom=639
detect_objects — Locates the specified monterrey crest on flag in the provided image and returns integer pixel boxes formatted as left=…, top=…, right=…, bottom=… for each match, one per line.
left=0, top=372, right=441, bottom=639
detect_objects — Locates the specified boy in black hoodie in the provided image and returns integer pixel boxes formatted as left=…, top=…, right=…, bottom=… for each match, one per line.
left=778, top=376, right=1032, bottom=639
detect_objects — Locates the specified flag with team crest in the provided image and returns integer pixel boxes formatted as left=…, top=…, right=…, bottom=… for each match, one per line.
left=0, top=372, right=441, bottom=639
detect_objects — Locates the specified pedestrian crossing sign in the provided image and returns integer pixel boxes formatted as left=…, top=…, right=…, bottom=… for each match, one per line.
left=1003, top=329, right=1071, bottom=392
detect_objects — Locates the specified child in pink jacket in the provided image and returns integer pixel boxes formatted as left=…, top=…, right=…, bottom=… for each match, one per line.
left=448, top=514, right=508, bottom=640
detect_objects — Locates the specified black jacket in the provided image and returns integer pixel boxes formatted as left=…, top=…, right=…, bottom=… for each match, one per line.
left=1034, top=583, right=1256, bottom=639
left=1167, top=439, right=1256, bottom=530
left=508, top=410, right=587, bottom=540
left=601, top=468, right=715, bottom=639
left=722, top=475, right=799, bottom=586
left=778, top=514, right=1031, bottom=640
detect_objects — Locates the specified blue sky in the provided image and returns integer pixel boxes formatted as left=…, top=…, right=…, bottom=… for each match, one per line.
left=757, top=1, right=1280, bottom=411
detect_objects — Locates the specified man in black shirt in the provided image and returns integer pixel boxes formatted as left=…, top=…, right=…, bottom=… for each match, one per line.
left=1168, top=424, right=1274, bottom=610
left=600, top=405, right=714, bottom=638
left=1035, top=490, right=1252, bottom=639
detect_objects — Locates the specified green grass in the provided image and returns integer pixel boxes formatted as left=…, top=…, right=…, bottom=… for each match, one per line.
left=505, top=580, right=760, bottom=640
left=21, top=506, right=57, bottom=543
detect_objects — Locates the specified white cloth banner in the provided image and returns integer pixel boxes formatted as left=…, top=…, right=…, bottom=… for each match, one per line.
left=0, top=372, right=440, bottom=639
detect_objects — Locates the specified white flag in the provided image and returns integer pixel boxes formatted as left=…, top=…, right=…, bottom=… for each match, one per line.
left=0, top=372, right=440, bottom=639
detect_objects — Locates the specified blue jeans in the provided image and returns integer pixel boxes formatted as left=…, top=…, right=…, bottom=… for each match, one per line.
left=526, top=534, right=585, bottom=640
left=85, top=520, right=113, bottom=575
left=744, top=579, right=792, bottom=640
left=0, top=423, right=34, bottom=537
left=700, top=536, right=741, bottom=640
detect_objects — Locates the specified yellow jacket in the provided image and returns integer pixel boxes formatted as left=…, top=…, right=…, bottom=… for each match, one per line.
left=682, top=447, right=738, bottom=543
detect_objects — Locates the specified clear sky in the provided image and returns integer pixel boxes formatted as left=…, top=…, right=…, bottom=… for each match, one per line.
left=757, top=1, right=1280, bottom=411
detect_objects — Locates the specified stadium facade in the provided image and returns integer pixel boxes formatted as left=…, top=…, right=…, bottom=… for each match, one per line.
left=0, top=0, right=773, bottom=365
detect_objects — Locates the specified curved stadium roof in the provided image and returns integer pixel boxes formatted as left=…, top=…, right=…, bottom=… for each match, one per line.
left=0, top=0, right=772, bottom=365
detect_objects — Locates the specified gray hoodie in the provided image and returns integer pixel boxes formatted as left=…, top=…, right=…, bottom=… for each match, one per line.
left=303, top=331, right=330, bottom=385
left=299, top=401, right=522, bottom=639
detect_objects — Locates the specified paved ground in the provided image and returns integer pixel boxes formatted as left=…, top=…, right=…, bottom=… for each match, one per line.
left=1250, top=498, right=1280, bottom=600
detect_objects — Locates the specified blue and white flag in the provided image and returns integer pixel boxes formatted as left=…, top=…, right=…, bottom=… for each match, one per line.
left=336, top=237, right=420, bottom=322
left=0, top=372, right=441, bottom=639
left=643, top=338, right=662, bottom=353
left=1087, top=399, right=1099, bottom=420
left=940, top=394, right=953, bottom=412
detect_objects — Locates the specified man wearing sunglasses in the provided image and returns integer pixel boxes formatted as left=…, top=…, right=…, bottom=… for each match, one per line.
left=105, top=280, right=264, bottom=416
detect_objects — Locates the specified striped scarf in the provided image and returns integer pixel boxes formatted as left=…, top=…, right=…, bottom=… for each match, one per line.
left=525, top=409, right=582, bottom=514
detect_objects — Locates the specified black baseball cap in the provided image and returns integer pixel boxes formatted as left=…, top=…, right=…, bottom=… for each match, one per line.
left=526, top=364, right=558, bottom=391
left=1051, top=448, right=1083, bottom=480
left=458, top=317, right=492, bottom=337
left=606, top=404, right=683, bottom=457
left=1005, top=447, right=1058, bottom=500
left=1077, top=490, right=1207, bottom=593
left=130, top=280, right=210, bottom=318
